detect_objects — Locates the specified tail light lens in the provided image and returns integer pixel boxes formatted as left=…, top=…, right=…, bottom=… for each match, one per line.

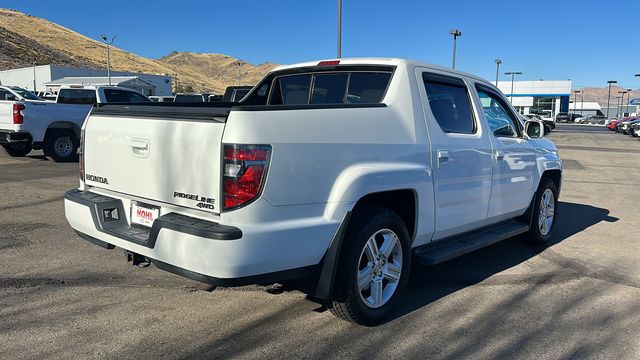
left=79, top=129, right=85, bottom=182
left=12, top=104, right=25, bottom=124
left=222, top=144, right=271, bottom=210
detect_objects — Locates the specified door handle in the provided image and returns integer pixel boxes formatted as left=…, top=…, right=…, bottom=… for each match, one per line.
left=437, top=150, right=450, bottom=163
left=130, top=139, right=149, bottom=150
left=495, top=150, right=505, bottom=161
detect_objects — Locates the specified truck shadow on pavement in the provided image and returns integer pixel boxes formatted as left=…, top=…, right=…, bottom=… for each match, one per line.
left=386, top=201, right=619, bottom=323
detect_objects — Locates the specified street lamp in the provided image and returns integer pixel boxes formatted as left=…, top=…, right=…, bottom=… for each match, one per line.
left=626, top=89, right=632, bottom=117
left=606, top=80, right=617, bottom=118
left=337, top=0, right=342, bottom=58
left=580, top=90, right=584, bottom=116
left=573, top=90, right=580, bottom=116
left=504, top=71, right=522, bottom=102
left=234, top=60, right=246, bottom=86
left=618, top=91, right=627, bottom=117
left=449, top=29, right=462, bottom=69
left=101, top=34, right=116, bottom=86
left=494, top=59, right=502, bottom=87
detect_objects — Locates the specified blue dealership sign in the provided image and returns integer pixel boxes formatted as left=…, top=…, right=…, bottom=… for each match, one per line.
left=630, top=98, right=640, bottom=105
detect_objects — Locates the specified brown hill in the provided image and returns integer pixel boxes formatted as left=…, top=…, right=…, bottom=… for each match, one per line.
left=576, top=86, right=640, bottom=106
left=0, top=8, right=277, bottom=93
left=158, top=52, right=278, bottom=90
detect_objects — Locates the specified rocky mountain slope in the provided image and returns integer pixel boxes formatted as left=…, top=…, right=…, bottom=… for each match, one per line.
left=0, top=8, right=276, bottom=93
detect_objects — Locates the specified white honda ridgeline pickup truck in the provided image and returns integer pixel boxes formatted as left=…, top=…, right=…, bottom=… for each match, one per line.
left=64, top=58, right=562, bottom=325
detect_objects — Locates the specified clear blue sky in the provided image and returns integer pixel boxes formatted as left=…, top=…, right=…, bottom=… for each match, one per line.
left=7, top=0, right=640, bottom=88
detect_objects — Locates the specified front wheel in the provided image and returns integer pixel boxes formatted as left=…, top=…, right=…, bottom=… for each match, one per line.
left=44, top=130, right=78, bottom=162
left=525, top=178, right=558, bottom=244
left=325, top=207, right=411, bottom=326
left=2, top=144, right=32, bottom=157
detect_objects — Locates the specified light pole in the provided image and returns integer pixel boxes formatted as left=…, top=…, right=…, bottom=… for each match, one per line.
left=494, top=59, right=502, bottom=87
left=626, top=89, right=632, bottom=117
left=580, top=90, right=584, bottom=116
left=606, top=80, right=617, bottom=118
left=615, top=96, right=622, bottom=117
left=32, top=62, right=37, bottom=92
left=573, top=90, right=580, bottom=116
left=618, top=91, right=627, bottom=117
left=607, top=80, right=618, bottom=119
left=337, top=0, right=342, bottom=58
left=449, top=29, right=462, bottom=69
left=505, top=71, right=522, bottom=102
left=101, top=34, right=116, bottom=86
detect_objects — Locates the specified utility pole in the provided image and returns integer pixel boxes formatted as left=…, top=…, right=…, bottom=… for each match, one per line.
left=606, top=80, right=617, bottom=118
left=505, top=71, right=522, bottom=102
left=449, top=29, right=462, bottom=69
left=101, top=34, right=116, bottom=86
left=494, top=59, right=502, bottom=87
left=337, top=0, right=342, bottom=58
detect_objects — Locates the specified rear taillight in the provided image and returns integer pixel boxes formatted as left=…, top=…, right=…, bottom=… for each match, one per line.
left=12, top=104, right=25, bottom=124
left=222, top=144, right=271, bottom=210
left=79, top=129, right=85, bottom=182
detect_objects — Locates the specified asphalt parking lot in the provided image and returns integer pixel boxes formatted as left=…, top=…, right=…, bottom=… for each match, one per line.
left=1, top=124, right=639, bottom=359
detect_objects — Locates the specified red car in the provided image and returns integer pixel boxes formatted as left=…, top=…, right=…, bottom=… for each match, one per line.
left=608, top=118, right=621, bottom=130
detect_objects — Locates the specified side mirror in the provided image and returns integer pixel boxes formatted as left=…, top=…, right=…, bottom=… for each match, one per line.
left=525, top=120, right=543, bottom=139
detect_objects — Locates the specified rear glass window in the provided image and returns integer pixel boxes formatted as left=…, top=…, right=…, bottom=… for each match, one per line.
left=270, top=74, right=311, bottom=105
left=57, top=89, right=97, bottom=105
left=104, top=89, right=149, bottom=103
left=174, top=94, right=203, bottom=102
left=346, top=73, right=391, bottom=104
left=311, top=73, right=348, bottom=104
left=269, top=71, right=391, bottom=105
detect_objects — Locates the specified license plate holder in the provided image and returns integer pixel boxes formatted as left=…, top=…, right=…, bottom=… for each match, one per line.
left=130, top=201, right=160, bottom=228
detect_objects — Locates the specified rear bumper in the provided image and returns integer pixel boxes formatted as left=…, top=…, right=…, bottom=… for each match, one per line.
left=0, top=130, right=32, bottom=145
left=64, top=189, right=340, bottom=285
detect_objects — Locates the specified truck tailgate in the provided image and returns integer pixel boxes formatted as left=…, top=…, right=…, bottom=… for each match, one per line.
left=83, top=105, right=228, bottom=213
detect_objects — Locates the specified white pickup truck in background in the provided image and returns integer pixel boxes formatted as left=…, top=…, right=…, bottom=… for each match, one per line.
left=65, top=58, right=562, bottom=325
left=0, top=85, right=149, bottom=162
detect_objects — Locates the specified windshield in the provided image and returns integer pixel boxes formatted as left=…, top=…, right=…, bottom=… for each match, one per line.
left=11, top=88, right=42, bottom=101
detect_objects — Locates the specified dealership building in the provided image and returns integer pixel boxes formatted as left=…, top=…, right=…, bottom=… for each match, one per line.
left=0, top=65, right=173, bottom=96
left=496, top=80, right=571, bottom=119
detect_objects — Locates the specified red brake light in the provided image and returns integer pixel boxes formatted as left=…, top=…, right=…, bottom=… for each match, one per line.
left=12, top=104, right=25, bottom=124
left=318, top=60, right=340, bottom=66
left=222, top=144, right=271, bottom=210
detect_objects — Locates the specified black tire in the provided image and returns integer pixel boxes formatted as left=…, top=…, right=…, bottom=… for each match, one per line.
left=525, top=178, right=558, bottom=244
left=324, top=207, right=411, bottom=326
left=544, top=124, right=551, bottom=134
left=44, top=129, right=78, bottom=162
left=2, top=144, right=32, bottom=157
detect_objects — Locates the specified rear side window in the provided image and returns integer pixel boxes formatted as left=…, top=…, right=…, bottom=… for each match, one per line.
left=423, top=74, right=475, bottom=134
left=57, top=89, right=97, bottom=105
left=269, top=71, right=391, bottom=105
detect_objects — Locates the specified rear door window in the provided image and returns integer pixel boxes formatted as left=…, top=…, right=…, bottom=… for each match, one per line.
left=423, top=73, right=476, bottom=134
left=57, top=89, right=97, bottom=105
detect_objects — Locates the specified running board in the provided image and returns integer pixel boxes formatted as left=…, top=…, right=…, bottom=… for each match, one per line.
left=413, top=220, right=530, bottom=265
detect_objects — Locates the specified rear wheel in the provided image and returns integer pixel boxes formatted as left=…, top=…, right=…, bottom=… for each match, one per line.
left=525, top=178, right=558, bottom=244
left=44, top=130, right=78, bottom=162
left=1, top=144, right=32, bottom=157
left=325, top=207, right=411, bottom=326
